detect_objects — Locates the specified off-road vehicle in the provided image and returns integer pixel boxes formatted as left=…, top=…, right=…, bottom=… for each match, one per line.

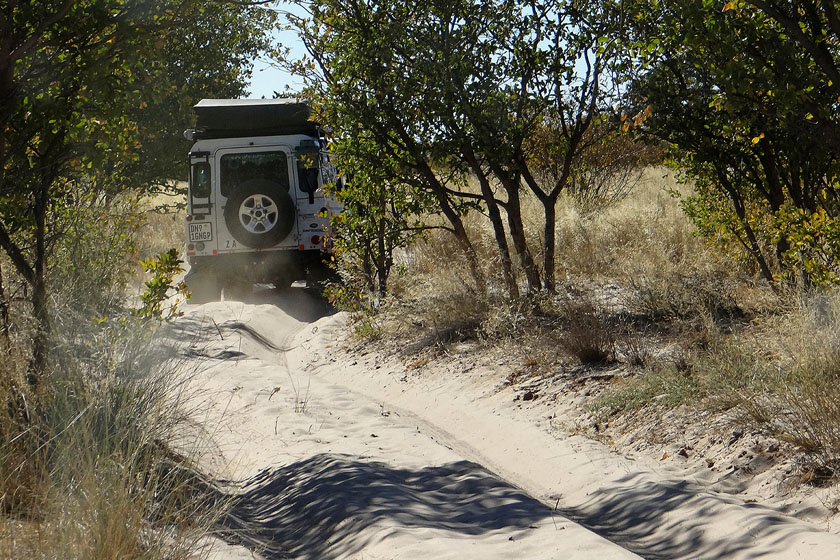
left=182, top=98, right=341, bottom=302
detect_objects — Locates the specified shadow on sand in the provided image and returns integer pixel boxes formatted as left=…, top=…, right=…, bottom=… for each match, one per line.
left=212, top=453, right=553, bottom=560
left=246, top=284, right=337, bottom=324
left=557, top=471, right=826, bottom=560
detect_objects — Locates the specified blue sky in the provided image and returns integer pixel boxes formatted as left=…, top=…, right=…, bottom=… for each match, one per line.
left=245, top=4, right=308, bottom=99
left=247, top=56, right=302, bottom=99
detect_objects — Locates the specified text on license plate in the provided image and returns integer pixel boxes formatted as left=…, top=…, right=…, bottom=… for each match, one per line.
left=188, top=222, right=213, bottom=242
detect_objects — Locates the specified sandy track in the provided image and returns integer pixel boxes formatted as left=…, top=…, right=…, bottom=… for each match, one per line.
left=172, top=290, right=840, bottom=559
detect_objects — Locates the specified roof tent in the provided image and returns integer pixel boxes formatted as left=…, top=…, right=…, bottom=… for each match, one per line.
left=192, top=98, right=319, bottom=138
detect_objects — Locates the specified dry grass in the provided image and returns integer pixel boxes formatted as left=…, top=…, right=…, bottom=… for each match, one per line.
left=591, top=292, right=840, bottom=484
left=368, top=165, right=840, bottom=485
left=0, top=322, right=223, bottom=559
left=0, top=186, right=223, bottom=559
left=737, top=295, right=840, bottom=482
left=553, top=291, right=617, bottom=365
left=128, top=193, right=188, bottom=299
left=134, top=192, right=187, bottom=261
left=383, top=166, right=749, bottom=345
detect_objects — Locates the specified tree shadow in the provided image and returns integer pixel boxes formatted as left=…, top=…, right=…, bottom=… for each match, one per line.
left=212, top=453, right=553, bottom=560
left=556, top=472, right=826, bottom=560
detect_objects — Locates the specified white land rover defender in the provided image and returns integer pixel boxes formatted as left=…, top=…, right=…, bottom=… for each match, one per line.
left=182, top=98, right=341, bottom=303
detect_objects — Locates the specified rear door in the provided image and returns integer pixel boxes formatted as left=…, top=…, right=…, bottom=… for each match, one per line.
left=216, top=146, right=298, bottom=252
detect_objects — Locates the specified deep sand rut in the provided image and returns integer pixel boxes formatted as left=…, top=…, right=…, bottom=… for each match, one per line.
left=173, top=289, right=840, bottom=560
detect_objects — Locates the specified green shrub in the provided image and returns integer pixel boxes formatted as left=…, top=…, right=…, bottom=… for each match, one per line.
left=134, top=249, right=188, bottom=321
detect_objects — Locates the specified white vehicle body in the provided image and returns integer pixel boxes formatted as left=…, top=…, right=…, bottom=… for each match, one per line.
left=183, top=99, right=341, bottom=302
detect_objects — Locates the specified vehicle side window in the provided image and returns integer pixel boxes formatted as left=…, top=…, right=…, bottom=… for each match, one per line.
left=191, top=162, right=211, bottom=198
left=220, top=151, right=290, bottom=198
left=297, top=153, right=320, bottom=194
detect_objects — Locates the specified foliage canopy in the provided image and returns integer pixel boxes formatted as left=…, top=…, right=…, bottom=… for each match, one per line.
left=622, top=0, right=840, bottom=286
left=292, top=0, right=641, bottom=298
left=0, top=0, right=277, bottom=380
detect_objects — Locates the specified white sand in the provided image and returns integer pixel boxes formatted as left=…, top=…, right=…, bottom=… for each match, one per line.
left=172, top=289, right=840, bottom=559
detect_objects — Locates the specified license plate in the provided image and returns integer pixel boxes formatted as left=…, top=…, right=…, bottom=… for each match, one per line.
left=188, top=222, right=213, bottom=242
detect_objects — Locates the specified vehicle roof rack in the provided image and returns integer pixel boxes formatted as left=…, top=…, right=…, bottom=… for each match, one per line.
left=192, top=98, right=320, bottom=138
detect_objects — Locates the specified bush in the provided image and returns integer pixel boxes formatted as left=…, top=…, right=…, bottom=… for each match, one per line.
left=554, top=292, right=617, bottom=365
left=0, top=318, right=221, bottom=558
left=49, top=192, right=143, bottom=321
left=628, top=270, right=743, bottom=323
left=593, top=292, right=840, bottom=483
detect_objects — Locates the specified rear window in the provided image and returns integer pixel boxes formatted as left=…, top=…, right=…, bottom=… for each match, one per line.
left=220, top=151, right=290, bottom=197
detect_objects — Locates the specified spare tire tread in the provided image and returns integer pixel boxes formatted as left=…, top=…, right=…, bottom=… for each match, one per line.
left=224, top=179, right=295, bottom=248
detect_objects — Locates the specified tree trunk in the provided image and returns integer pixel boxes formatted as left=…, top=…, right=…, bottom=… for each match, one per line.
left=409, top=155, right=486, bottom=296
left=464, top=152, right=518, bottom=299
left=718, top=170, right=776, bottom=284
left=0, top=260, right=8, bottom=340
left=757, top=150, right=793, bottom=272
left=0, top=196, right=50, bottom=386
left=542, top=197, right=557, bottom=293
left=29, top=182, right=50, bottom=386
left=376, top=189, right=389, bottom=299
left=436, top=190, right=486, bottom=297
left=502, top=179, right=541, bottom=294
left=362, top=243, right=375, bottom=294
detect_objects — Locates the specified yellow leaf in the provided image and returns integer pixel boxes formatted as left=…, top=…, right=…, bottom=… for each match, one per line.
left=723, top=1, right=736, bottom=11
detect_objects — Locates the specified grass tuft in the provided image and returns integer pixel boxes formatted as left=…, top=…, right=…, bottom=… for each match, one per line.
left=0, top=318, right=223, bottom=559
left=554, top=292, right=617, bottom=365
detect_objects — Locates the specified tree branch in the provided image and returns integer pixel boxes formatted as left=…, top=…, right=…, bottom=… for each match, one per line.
left=0, top=221, right=34, bottom=286
left=749, top=0, right=840, bottom=99
left=9, top=0, right=75, bottom=63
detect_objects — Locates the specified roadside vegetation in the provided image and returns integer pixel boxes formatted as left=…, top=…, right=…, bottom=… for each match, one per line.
left=3, top=0, right=840, bottom=556
left=0, top=1, right=275, bottom=557
left=286, top=0, right=840, bottom=488
left=339, top=167, right=840, bottom=487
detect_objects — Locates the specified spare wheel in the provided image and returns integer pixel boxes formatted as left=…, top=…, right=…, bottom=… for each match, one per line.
left=224, top=179, right=295, bottom=248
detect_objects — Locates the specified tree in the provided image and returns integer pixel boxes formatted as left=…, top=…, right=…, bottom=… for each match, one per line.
left=748, top=0, right=840, bottom=154
left=292, top=0, right=627, bottom=297
left=294, top=0, right=489, bottom=296
left=0, top=1, right=276, bottom=383
left=621, top=0, right=840, bottom=285
left=324, top=130, right=441, bottom=298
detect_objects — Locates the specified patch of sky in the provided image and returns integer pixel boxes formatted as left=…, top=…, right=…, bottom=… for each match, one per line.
left=246, top=3, right=309, bottom=99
